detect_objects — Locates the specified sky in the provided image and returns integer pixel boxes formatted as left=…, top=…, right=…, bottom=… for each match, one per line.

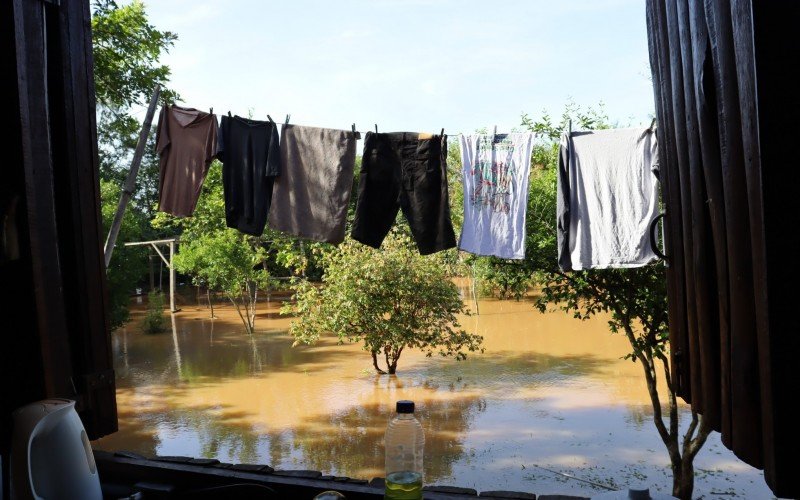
left=145, top=0, right=654, bottom=135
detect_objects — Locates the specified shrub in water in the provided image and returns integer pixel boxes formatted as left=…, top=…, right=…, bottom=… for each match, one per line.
left=142, top=291, right=166, bottom=334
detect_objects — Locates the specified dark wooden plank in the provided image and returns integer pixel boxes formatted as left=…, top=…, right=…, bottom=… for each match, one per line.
left=739, top=2, right=800, bottom=496
left=703, top=0, right=762, bottom=468
left=645, top=0, right=676, bottom=390
left=647, top=0, right=692, bottom=400
left=677, top=0, right=722, bottom=430
left=12, top=0, right=75, bottom=399
left=649, top=0, right=800, bottom=495
left=0, top=0, right=48, bottom=474
left=688, top=0, right=731, bottom=440
left=665, top=0, right=702, bottom=405
left=5, top=0, right=117, bottom=448
left=52, top=0, right=117, bottom=438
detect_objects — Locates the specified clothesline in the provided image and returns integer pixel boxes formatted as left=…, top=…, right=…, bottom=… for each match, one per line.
left=130, top=97, right=656, bottom=136
left=165, top=100, right=540, bottom=138
left=154, top=102, right=662, bottom=268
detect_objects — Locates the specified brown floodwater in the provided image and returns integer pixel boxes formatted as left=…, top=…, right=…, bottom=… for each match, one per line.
left=94, top=286, right=772, bottom=497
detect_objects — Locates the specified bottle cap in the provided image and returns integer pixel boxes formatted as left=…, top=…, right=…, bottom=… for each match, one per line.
left=627, top=486, right=651, bottom=499
left=313, top=491, right=346, bottom=500
left=396, top=400, right=414, bottom=414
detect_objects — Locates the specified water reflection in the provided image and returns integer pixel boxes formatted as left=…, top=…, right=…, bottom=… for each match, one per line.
left=95, top=295, right=770, bottom=497
left=171, top=312, right=183, bottom=380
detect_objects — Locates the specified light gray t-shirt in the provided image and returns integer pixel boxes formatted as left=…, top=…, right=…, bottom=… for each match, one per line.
left=458, top=133, right=534, bottom=260
left=561, top=127, right=660, bottom=270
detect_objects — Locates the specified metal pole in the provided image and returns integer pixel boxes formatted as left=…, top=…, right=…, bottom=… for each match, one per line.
left=169, top=240, right=177, bottom=312
left=471, top=262, right=480, bottom=315
left=103, top=85, right=161, bottom=268
left=299, top=240, right=306, bottom=278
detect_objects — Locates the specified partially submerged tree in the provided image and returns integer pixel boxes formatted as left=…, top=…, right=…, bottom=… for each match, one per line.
left=285, top=231, right=483, bottom=374
left=141, top=290, right=166, bottom=334
left=156, top=158, right=330, bottom=331
left=513, top=104, right=710, bottom=499
left=164, top=165, right=269, bottom=334
left=174, top=230, right=268, bottom=334
left=537, top=266, right=709, bottom=499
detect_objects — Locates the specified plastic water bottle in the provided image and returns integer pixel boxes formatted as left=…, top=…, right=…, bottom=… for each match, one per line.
left=384, top=400, right=425, bottom=500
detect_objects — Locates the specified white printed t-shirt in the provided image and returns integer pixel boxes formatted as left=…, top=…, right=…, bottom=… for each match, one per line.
left=458, top=133, right=534, bottom=260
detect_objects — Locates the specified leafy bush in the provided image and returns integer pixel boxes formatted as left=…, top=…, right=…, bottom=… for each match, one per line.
left=285, top=230, right=483, bottom=374
left=141, top=291, right=166, bottom=334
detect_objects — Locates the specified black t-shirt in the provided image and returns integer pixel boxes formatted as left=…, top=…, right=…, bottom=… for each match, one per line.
left=217, top=115, right=280, bottom=236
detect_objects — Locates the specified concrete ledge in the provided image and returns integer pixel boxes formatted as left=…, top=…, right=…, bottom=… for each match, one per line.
left=94, top=449, right=542, bottom=499
left=424, top=485, right=478, bottom=495
left=480, top=491, right=537, bottom=499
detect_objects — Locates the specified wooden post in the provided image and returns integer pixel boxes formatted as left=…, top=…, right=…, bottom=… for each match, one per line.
left=103, top=85, right=161, bottom=268
left=123, top=238, right=179, bottom=308
left=171, top=312, right=182, bottom=379
left=149, top=254, right=155, bottom=292
left=169, top=240, right=177, bottom=313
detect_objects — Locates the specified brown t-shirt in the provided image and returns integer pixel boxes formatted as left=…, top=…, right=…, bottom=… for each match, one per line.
left=156, top=105, right=219, bottom=217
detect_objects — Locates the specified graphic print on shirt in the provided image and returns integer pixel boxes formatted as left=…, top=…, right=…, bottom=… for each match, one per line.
left=458, top=132, right=534, bottom=260
left=471, top=136, right=516, bottom=215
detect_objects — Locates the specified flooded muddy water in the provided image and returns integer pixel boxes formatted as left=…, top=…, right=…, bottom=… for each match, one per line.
left=94, top=288, right=771, bottom=497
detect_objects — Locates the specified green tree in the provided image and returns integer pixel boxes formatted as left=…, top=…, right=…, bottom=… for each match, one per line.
left=155, top=157, right=332, bottom=331
left=516, top=104, right=710, bottom=499
left=285, top=231, right=484, bottom=374
left=161, top=164, right=269, bottom=334
left=174, top=230, right=269, bottom=334
left=100, top=180, right=147, bottom=330
left=92, top=0, right=178, bottom=212
left=92, top=0, right=178, bottom=330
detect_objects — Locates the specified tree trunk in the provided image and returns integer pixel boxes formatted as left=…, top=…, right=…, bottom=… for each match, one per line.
left=371, top=351, right=386, bottom=374
left=207, top=288, right=216, bottom=319
left=673, top=455, right=694, bottom=500
left=244, top=280, right=257, bottom=334
left=229, top=293, right=252, bottom=335
left=388, top=346, right=403, bottom=375
left=618, top=321, right=707, bottom=500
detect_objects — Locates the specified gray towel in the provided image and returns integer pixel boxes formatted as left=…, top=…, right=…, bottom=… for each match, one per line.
left=268, top=124, right=357, bottom=244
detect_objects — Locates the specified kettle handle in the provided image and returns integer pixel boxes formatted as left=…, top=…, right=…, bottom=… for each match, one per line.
left=11, top=400, right=75, bottom=500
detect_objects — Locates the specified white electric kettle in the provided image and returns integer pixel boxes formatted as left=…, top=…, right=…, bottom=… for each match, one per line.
left=10, top=399, right=102, bottom=500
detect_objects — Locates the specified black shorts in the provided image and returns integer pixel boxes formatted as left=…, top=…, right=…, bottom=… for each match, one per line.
left=351, top=132, right=456, bottom=255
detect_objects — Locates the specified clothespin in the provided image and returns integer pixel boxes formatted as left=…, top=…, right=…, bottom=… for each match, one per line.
left=568, top=119, right=573, bottom=135
left=284, top=114, right=291, bottom=125
left=352, top=124, right=361, bottom=140
left=440, top=128, right=445, bottom=137
left=209, top=107, right=213, bottom=114
left=227, top=111, right=232, bottom=118
left=649, top=117, right=657, bottom=132
left=375, top=124, right=378, bottom=133
left=493, top=125, right=497, bottom=136
left=267, top=115, right=275, bottom=124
